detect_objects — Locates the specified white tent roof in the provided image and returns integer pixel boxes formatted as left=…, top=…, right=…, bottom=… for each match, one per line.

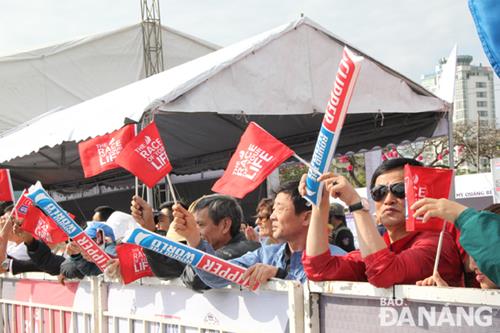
left=0, top=23, right=218, bottom=133
left=0, top=17, right=447, bottom=191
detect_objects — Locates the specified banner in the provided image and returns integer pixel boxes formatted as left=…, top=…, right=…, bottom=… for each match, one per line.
left=21, top=205, right=69, bottom=244
left=116, top=122, right=172, bottom=188
left=27, top=183, right=111, bottom=271
left=212, top=122, right=294, bottom=198
left=404, top=165, right=454, bottom=232
left=0, top=169, right=14, bottom=202
left=78, top=124, right=136, bottom=178
left=116, top=243, right=154, bottom=284
left=304, top=47, right=363, bottom=206
left=124, top=227, right=257, bottom=289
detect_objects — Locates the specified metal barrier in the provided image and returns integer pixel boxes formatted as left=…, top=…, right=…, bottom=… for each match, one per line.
left=307, top=281, right=500, bottom=333
left=0, top=273, right=499, bottom=332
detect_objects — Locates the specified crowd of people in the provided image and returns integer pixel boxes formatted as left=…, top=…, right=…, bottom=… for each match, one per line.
left=0, top=158, right=498, bottom=293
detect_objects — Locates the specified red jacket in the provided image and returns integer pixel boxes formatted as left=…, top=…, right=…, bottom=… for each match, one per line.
left=302, top=231, right=464, bottom=288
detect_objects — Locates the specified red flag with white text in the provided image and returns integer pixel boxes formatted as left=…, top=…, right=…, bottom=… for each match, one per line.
left=13, top=190, right=32, bottom=219
left=405, top=165, right=454, bottom=232
left=21, top=205, right=69, bottom=244
left=116, top=122, right=173, bottom=188
left=0, top=169, right=14, bottom=201
left=116, top=243, right=153, bottom=284
left=212, top=122, right=294, bottom=198
left=78, top=124, right=136, bottom=178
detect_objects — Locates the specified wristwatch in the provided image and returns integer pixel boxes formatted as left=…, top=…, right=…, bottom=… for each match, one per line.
left=1, top=258, right=11, bottom=272
left=348, top=198, right=370, bottom=213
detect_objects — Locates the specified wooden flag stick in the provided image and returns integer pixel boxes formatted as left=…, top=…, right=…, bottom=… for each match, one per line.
left=433, top=221, right=448, bottom=276
left=293, top=153, right=321, bottom=177
left=133, top=124, right=140, bottom=198
left=166, top=174, right=178, bottom=205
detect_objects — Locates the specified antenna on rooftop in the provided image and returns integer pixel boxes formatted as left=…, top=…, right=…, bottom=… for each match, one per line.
left=140, top=0, right=164, bottom=77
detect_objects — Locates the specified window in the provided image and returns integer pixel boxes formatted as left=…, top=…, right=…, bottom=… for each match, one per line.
left=477, top=91, right=487, bottom=98
left=480, top=120, right=489, bottom=126
left=476, top=82, right=486, bottom=88
left=478, top=111, right=488, bottom=117
left=477, top=101, right=487, bottom=107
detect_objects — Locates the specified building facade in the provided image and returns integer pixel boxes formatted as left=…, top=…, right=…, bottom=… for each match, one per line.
left=421, top=55, right=496, bottom=128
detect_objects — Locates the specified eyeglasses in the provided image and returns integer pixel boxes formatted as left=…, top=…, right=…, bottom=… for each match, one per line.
left=370, top=182, right=405, bottom=202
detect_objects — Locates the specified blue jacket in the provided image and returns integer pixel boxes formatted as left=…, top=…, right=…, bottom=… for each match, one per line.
left=195, top=241, right=346, bottom=288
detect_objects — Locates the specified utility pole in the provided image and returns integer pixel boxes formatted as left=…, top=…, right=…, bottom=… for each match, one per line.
left=140, top=0, right=164, bottom=77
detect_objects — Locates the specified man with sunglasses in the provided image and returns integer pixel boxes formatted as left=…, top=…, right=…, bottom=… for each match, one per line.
left=301, top=158, right=464, bottom=288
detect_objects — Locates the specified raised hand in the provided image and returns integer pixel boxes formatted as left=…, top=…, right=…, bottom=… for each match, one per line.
left=171, top=204, right=200, bottom=247
left=130, top=195, right=155, bottom=231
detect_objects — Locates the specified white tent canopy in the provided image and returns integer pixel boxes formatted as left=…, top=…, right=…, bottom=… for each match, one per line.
left=0, top=17, right=447, bottom=192
left=0, top=23, right=218, bottom=133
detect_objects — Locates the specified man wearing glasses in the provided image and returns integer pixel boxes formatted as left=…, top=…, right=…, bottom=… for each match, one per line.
left=300, top=158, right=464, bottom=288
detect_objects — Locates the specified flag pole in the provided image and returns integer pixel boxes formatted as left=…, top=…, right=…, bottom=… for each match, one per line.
left=134, top=124, right=140, bottom=197
left=433, top=221, right=447, bottom=276
left=166, top=174, right=178, bottom=205
left=293, top=154, right=321, bottom=177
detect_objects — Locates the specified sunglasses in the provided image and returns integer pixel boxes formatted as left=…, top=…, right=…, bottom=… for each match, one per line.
left=370, top=182, right=405, bottom=202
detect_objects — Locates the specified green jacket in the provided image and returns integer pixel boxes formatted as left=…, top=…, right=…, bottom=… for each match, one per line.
left=455, top=208, right=500, bottom=286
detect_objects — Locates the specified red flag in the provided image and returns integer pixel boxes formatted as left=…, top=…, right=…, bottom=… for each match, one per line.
left=116, top=122, right=173, bottom=188
left=13, top=190, right=32, bottom=219
left=212, top=122, right=294, bottom=198
left=78, top=124, right=136, bottom=178
left=116, top=243, right=153, bottom=284
left=0, top=169, right=14, bottom=201
left=21, top=206, right=69, bottom=244
left=405, top=165, right=454, bottom=232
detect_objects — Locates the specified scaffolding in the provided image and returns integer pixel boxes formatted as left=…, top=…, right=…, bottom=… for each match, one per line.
left=140, top=0, right=164, bottom=77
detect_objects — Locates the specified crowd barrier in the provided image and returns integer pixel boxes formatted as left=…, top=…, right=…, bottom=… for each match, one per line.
left=0, top=273, right=499, bottom=332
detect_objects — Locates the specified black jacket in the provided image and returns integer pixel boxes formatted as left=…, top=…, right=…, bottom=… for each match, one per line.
left=9, top=239, right=68, bottom=276
left=146, top=232, right=260, bottom=291
left=26, top=239, right=66, bottom=275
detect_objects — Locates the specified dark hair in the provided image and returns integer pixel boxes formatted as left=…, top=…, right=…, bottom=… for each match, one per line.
left=159, top=200, right=187, bottom=211
left=157, top=200, right=187, bottom=223
left=276, top=181, right=311, bottom=214
left=370, top=158, right=423, bottom=190
left=329, top=204, right=346, bottom=225
left=255, top=198, right=273, bottom=217
left=483, top=203, right=500, bottom=215
left=93, top=206, right=115, bottom=221
left=192, top=194, right=243, bottom=238
left=0, top=201, right=13, bottom=216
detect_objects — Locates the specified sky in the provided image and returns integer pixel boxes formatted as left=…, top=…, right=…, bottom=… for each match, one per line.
left=1, top=0, right=498, bottom=120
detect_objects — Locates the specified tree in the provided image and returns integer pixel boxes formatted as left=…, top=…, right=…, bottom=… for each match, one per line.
left=394, top=124, right=499, bottom=173
left=279, top=154, right=366, bottom=187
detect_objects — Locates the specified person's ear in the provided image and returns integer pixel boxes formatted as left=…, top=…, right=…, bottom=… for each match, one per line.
left=221, top=217, right=232, bottom=234
left=302, top=210, right=311, bottom=227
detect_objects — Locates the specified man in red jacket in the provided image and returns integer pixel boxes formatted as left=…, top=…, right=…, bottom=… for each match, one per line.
left=301, top=158, right=464, bottom=288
